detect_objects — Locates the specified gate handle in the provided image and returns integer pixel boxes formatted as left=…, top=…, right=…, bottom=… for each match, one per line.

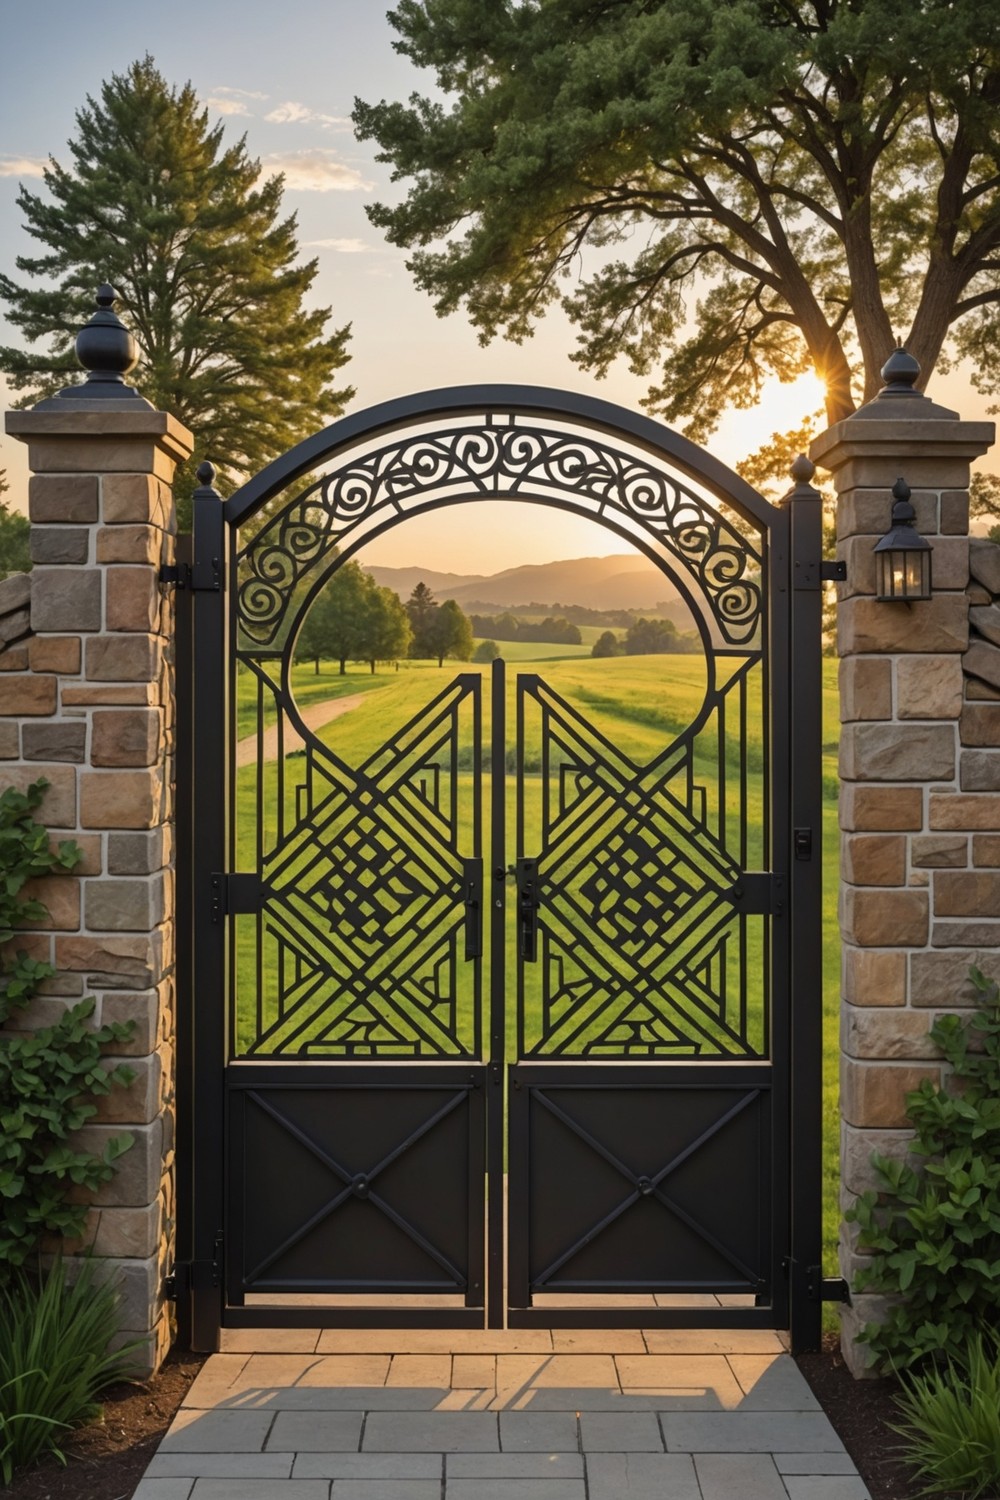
left=463, top=858, right=483, bottom=960
left=515, top=858, right=540, bottom=963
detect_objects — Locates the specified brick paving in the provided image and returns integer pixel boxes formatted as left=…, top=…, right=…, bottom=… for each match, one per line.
left=135, top=1329, right=870, bottom=1498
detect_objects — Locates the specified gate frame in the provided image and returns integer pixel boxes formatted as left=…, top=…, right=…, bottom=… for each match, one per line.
left=180, top=385, right=824, bottom=1352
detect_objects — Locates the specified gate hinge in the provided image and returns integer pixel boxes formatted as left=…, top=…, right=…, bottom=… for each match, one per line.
left=210, top=873, right=268, bottom=922
left=821, top=560, right=847, bottom=582
left=726, top=872, right=783, bottom=916
left=793, top=558, right=846, bottom=590
left=164, top=1237, right=224, bottom=1299
left=806, top=1266, right=851, bottom=1304
left=159, top=558, right=222, bottom=591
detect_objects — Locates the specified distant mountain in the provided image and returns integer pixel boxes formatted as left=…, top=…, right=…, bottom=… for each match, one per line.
left=367, top=555, right=680, bottom=614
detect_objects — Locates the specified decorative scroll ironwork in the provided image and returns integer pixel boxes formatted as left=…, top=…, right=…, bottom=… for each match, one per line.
left=237, top=418, right=763, bottom=649
left=516, top=672, right=766, bottom=1058
left=237, top=674, right=481, bottom=1057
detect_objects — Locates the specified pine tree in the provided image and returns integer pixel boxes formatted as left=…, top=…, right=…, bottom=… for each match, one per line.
left=0, top=57, right=354, bottom=515
left=0, top=472, right=30, bottom=580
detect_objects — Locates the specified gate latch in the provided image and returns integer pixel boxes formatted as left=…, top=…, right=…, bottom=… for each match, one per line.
left=805, top=1266, right=851, bottom=1304
left=463, top=858, right=483, bottom=960
left=513, top=859, right=540, bottom=963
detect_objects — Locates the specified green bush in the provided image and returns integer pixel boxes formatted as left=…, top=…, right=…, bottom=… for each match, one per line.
left=891, top=1331, right=1000, bottom=1499
left=0, top=781, right=135, bottom=1273
left=0, top=1257, right=139, bottom=1482
left=847, top=967, right=1000, bottom=1372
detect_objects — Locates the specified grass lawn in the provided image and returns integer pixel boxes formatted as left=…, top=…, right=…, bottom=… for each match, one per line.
left=233, top=647, right=843, bottom=1284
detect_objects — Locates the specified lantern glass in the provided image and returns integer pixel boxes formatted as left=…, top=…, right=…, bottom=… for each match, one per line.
left=876, top=544, right=931, bottom=601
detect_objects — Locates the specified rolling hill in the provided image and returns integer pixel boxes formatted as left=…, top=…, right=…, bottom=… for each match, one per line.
left=367, top=554, right=682, bottom=615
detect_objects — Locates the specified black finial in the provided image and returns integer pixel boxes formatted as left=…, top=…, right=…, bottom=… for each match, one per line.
left=891, top=476, right=915, bottom=521
left=880, top=347, right=921, bottom=397
left=790, top=453, right=816, bottom=484
left=196, top=461, right=217, bottom=488
left=74, top=284, right=139, bottom=392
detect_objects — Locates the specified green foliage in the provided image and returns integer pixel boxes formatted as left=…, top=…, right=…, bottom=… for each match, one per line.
left=296, top=564, right=412, bottom=674
left=846, top=968, right=1000, bottom=1373
left=405, top=583, right=474, bottom=665
left=0, top=782, right=135, bottom=1273
left=473, top=638, right=500, bottom=662
left=0, top=56, right=354, bottom=517
left=470, top=612, right=582, bottom=645
left=0, top=500, right=30, bottom=580
left=355, top=0, right=1000, bottom=432
left=591, top=629, right=624, bottom=658
left=891, top=1331, right=1000, bottom=1499
left=0, top=1257, right=140, bottom=1482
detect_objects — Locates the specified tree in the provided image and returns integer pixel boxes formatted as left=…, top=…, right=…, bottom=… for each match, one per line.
left=296, top=562, right=371, bottom=675
left=428, top=598, right=474, bottom=668
left=591, top=630, right=623, bottom=659
left=362, top=584, right=412, bottom=673
left=355, top=1, right=1000, bottom=435
left=473, top=638, right=500, bottom=662
left=0, top=57, right=354, bottom=513
left=625, top=617, right=681, bottom=655
left=405, top=581, right=439, bottom=657
left=0, top=473, right=30, bottom=580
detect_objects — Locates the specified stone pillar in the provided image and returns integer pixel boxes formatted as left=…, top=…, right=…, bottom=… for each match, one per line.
left=811, top=354, right=995, bottom=1374
left=1, top=290, right=192, bottom=1372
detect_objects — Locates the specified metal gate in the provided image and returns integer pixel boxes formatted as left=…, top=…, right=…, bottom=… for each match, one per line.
left=179, top=387, right=824, bottom=1349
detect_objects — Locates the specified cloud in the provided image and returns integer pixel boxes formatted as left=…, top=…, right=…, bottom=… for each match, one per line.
left=208, top=86, right=268, bottom=117
left=265, top=101, right=350, bottom=130
left=306, top=237, right=371, bottom=253
left=0, top=156, right=47, bottom=178
left=263, top=151, right=372, bottom=193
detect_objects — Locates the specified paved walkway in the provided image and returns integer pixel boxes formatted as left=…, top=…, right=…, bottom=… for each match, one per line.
left=236, top=692, right=371, bottom=767
left=135, top=1327, right=870, bottom=1500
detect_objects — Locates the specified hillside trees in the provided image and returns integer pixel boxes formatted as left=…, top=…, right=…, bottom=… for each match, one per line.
left=296, top=563, right=412, bottom=674
left=0, top=57, right=354, bottom=512
left=406, top=583, right=474, bottom=665
left=0, top=473, right=30, bottom=580
left=355, top=0, right=1000, bottom=435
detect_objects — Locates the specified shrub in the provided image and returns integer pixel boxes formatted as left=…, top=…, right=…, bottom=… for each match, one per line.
left=847, top=967, right=1000, bottom=1372
left=0, top=1257, right=139, bottom=1482
left=891, top=1331, right=1000, bottom=1499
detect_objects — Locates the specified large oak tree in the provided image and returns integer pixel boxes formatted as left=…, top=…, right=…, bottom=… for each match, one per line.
left=354, top=0, right=1000, bottom=436
left=0, top=57, right=354, bottom=506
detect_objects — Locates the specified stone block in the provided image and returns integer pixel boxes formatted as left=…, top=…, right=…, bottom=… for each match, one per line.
left=56, top=933, right=158, bottom=989
left=29, top=527, right=90, bottom=565
left=54, top=831, right=102, bottom=874
left=0, top=720, right=19, bottom=757
left=96, top=525, right=163, bottom=565
left=0, top=673, right=57, bottom=715
left=839, top=1298, right=896, bottom=1378
left=841, top=1057, right=940, bottom=1128
left=71, top=1120, right=163, bottom=1206
left=841, top=1004, right=940, bottom=1060
left=960, top=702, right=1000, bottom=745
left=838, top=595, right=968, bottom=655
left=81, top=769, right=165, bottom=829
left=0, top=765, right=76, bottom=826
left=933, top=919, right=1000, bottom=947
left=929, top=792, right=1000, bottom=829
left=840, top=722, right=955, bottom=781
left=90, top=1254, right=161, bottom=1338
left=839, top=657, right=891, bottom=721
left=106, top=567, right=160, bottom=632
left=0, top=606, right=30, bottom=646
left=90, top=1202, right=162, bottom=1260
left=63, top=683, right=157, bottom=706
left=842, top=1124, right=916, bottom=1196
left=102, top=473, right=173, bottom=527
left=941, top=490, right=971, bottom=534
left=970, top=603, right=1000, bottom=647
left=86, top=634, right=161, bottom=682
left=966, top=678, right=1000, bottom=700
left=841, top=887, right=928, bottom=946
left=936, top=870, right=1000, bottom=918
left=928, top=535, right=970, bottom=590
left=842, top=833, right=905, bottom=886
left=973, top=834, right=1000, bottom=866
left=99, top=990, right=162, bottom=1055
left=31, top=567, right=102, bottom=633
left=835, top=535, right=878, bottom=599
left=19, top=874, right=80, bottom=930
left=94, top=1053, right=162, bottom=1125
left=28, top=634, right=82, bottom=674
left=0, top=645, right=30, bottom=672
left=85, top=874, right=165, bottom=932
left=968, top=582, right=993, bottom=606
left=837, top=487, right=939, bottom=540
left=0, top=572, right=31, bottom=612
left=912, top=834, right=967, bottom=867
left=840, top=783, right=923, bottom=830
left=21, top=720, right=87, bottom=763
left=910, top=949, right=995, bottom=1005
left=29, top=473, right=98, bottom=524
left=960, top=749, right=1000, bottom=791
left=92, top=708, right=162, bottom=767
left=970, top=537, right=1000, bottom=593
left=963, top=638, right=1000, bottom=690
left=842, top=946, right=907, bottom=1006
left=108, top=829, right=169, bottom=875
left=897, top=655, right=964, bottom=719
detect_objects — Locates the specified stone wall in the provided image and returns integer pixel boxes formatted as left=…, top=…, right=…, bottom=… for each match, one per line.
left=0, top=401, right=191, bottom=1371
left=812, top=366, right=999, bottom=1373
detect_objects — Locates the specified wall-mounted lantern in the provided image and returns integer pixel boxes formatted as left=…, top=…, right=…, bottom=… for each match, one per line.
left=873, top=477, right=932, bottom=601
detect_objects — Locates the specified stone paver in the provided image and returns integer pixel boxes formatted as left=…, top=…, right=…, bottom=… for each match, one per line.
left=694, top=1453, right=788, bottom=1499
left=585, top=1453, right=701, bottom=1499
left=139, top=1328, right=868, bottom=1500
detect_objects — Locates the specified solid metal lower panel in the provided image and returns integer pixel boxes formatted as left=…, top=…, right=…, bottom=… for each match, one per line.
left=507, top=1305, right=779, bottom=1330
left=223, top=1306, right=486, bottom=1330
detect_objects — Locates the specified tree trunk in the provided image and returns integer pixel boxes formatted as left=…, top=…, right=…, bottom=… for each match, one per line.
left=339, top=658, right=346, bottom=675
left=370, top=659, right=376, bottom=674
left=314, top=657, right=319, bottom=675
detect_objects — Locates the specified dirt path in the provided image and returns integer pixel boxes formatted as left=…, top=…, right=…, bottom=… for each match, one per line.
left=235, top=690, right=372, bottom=766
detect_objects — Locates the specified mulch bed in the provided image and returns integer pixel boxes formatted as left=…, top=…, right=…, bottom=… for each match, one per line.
left=3, top=1335, right=921, bottom=1500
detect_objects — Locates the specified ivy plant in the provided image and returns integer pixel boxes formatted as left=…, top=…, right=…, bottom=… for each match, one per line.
left=847, top=967, right=1000, bottom=1373
left=0, top=781, right=135, bottom=1275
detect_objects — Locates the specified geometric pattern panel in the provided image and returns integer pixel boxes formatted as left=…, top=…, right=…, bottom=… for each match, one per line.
left=238, top=673, right=481, bottom=1057
left=517, top=671, right=767, bottom=1058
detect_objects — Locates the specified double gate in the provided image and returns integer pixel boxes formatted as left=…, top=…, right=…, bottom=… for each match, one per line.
left=180, top=387, right=824, bottom=1348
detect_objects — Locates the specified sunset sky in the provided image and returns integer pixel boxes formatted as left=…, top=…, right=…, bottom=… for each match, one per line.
left=0, top=0, right=992, bottom=571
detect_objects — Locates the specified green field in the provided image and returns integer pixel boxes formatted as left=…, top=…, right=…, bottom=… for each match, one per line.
left=233, top=648, right=843, bottom=1288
